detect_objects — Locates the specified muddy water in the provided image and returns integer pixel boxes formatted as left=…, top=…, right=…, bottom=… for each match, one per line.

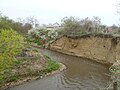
left=10, top=49, right=111, bottom=90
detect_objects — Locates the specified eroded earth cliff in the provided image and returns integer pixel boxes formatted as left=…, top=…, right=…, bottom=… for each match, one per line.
left=50, top=34, right=120, bottom=64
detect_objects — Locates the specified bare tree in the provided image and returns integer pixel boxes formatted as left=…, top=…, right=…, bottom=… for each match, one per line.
left=26, top=16, right=39, bottom=27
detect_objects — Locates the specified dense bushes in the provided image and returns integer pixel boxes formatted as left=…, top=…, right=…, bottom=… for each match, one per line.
left=0, top=29, right=25, bottom=81
left=28, top=28, right=58, bottom=45
left=60, top=16, right=102, bottom=36
left=0, top=13, right=33, bottom=35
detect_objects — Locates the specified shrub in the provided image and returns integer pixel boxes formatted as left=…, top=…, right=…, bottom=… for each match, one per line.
left=0, top=29, right=25, bottom=81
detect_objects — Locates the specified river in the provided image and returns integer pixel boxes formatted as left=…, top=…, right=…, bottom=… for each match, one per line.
left=9, top=49, right=111, bottom=90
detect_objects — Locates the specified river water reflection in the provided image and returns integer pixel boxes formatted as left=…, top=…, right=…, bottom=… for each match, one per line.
left=10, top=49, right=111, bottom=90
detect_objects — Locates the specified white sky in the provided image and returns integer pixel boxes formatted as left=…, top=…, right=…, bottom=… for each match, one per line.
left=0, top=0, right=119, bottom=26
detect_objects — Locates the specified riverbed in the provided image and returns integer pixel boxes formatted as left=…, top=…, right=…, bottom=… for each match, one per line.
left=9, top=49, right=111, bottom=90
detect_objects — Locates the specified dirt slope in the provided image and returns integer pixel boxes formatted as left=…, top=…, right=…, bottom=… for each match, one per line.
left=50, top=34, right=120, bottom=64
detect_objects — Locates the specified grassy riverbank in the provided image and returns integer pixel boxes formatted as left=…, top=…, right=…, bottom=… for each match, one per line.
left=0, top=46, right=62, bottom=90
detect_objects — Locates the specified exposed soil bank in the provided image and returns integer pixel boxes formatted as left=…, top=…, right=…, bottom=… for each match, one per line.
left=50, top=34, right=120, bottom=64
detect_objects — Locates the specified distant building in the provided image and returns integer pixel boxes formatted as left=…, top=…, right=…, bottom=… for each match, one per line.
left=53, top=22, right=60, bottom=28
left=36, top=22, right=61, bottom=31
left=46, top=22, right=61, bottom=30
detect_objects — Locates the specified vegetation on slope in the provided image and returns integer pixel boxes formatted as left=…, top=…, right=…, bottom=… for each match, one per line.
left=0, top=13, right=60, bottom=89
left=0, top=29, right=25, bottom=83
left=0, top=44, right=60, bottom=89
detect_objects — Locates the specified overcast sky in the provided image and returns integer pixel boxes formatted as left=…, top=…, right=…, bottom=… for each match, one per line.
left=0, top=0, right=119, bottom=26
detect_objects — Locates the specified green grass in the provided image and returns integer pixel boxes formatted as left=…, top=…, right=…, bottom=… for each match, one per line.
left=9, top=75, right=18, bottom=82
left=44, top=54, right=59, bottom=72
left=46, top=60, right=59, bottom=73
left=14, top=60, right=21, bottom=65
left=27, top=38, right=41, bottom=45
left=44, top=55, right=59, bottom=73
left=78, top=31, right=87, bottom=36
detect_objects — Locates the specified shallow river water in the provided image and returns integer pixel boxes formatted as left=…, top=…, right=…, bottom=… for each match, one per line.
left=9, top=49, right=111, bottom=90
